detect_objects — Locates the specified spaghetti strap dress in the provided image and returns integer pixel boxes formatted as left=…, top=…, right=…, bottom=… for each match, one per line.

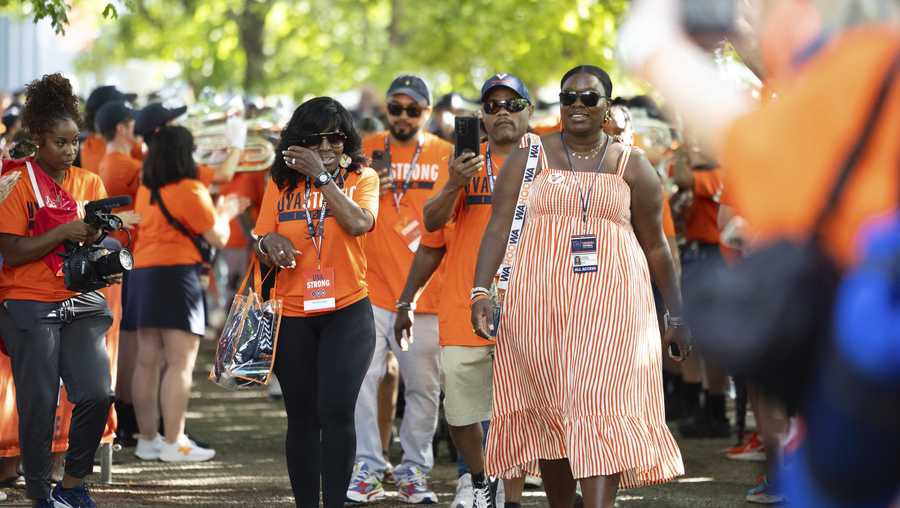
left=485, top=142, right=684, bottom=488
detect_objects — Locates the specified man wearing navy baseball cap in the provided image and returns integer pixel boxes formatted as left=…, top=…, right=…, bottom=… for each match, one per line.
left=81, top=85, right=139, bottom=173
left=395, top=72, right=534, bottom=508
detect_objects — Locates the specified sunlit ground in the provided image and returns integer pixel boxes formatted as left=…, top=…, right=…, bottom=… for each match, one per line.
left=1, top=345, right=763, bottom=507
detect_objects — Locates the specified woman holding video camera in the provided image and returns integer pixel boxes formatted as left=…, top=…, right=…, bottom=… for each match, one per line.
left=0, top=73, right=113, bottom=508
left=127, top=125, right=247, bottom=463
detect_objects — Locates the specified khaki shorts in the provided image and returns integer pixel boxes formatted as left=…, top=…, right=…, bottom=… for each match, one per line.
left=441, top=345, right=494, bottom=427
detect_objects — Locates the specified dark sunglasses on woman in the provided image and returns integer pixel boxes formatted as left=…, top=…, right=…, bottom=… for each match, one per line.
left=482, top=98, right=531, bottom=115
left=559, top=90, right=607, bottom=107
left=299, top=131, right=347, bottom=147
left=386, top=103, right=423, bottom=118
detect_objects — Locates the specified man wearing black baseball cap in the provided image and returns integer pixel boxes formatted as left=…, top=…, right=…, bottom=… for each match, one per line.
left=82, top=86, right=139, bottom=173
left=395, top=72, right=534, bottom=508
left=349, top=75, right=451, bottom=504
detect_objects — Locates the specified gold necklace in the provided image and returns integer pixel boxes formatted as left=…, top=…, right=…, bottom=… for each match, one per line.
left=570, top=144, right=604, bottom=160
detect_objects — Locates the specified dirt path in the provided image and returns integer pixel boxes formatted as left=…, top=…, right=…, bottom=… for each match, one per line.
left=2, top=346, right=764, bottom=507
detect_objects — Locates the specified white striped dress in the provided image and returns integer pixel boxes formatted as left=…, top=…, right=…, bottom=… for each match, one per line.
left=485, top=143, right=684, bottom=488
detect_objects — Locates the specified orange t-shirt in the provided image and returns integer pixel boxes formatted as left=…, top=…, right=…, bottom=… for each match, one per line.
left=81, top=135, right=143, bottom=174
left=132, top=178, right=218, bottom=268
left=361, top=131, right=452, bottom=313
left=685, top=168, right=724, bottom=244
left=723, top=27, right=900, bottom=267
left=216, top=171, right=267, bottom=248
left=661, top=187, right=676, bottom=238
left=421, top=143, right=507, bottom=347
left=253, top=169, right=381, bottom=317
left=98, top=151, right=142, bottom=211
left=0, top=166, right=108, bottom=302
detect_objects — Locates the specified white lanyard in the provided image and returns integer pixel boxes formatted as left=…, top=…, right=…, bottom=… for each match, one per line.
left=496, top=135, right=541, bottom=292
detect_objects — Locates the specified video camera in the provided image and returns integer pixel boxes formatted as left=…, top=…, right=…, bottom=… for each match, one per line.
left=63, top=196, right=134, bottom=293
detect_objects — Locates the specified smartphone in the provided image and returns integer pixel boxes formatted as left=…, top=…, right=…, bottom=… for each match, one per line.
left=371, top=150, right=390, bottom=171
left=454, top=116, right=481, bottom=159
left=681, top=0, right=736, bottom=44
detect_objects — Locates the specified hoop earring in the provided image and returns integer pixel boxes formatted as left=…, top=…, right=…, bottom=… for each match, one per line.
left=339, top=153, right=352, bottom=169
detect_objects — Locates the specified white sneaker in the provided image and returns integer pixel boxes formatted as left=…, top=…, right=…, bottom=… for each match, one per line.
left=451, top=473, right=474, bottom=508
left=159, top=435, right=216, bottom=462
left=134, top=434, right=164, bottom=460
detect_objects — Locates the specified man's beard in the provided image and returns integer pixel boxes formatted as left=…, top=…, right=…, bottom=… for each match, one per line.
left=388, top=123, right=419, bottom=142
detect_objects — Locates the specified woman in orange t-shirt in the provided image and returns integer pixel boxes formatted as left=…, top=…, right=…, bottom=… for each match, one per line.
left=253, top=97, right=379, bottom=508
left=126, top=125, right=247, bottom=464
left=0, top=74, right=114, bottom=506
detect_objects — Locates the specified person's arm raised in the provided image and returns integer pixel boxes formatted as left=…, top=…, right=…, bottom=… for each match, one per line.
left=282, top=146, right=374, bottom=236
left=423, top=151, right=483, bottom=232
left=470, top=147, right=528, bottom=339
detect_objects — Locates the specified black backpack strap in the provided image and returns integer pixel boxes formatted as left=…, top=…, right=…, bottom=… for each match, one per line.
left=151, top=188, right=212, bottom=262
left=813, top=49, right=900, bottom=235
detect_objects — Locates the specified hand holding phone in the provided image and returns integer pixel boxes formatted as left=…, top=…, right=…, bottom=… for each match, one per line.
left=454, top=116, right=481, bottom=159
left=371, top=150, right=392, bottom=196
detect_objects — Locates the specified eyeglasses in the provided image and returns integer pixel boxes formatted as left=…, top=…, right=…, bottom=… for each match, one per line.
left=387, top=102, right=423, bottom=118
left=482, top=98, right=530, bottom=115
left=299, top=131, right=347, bottom=148
left=558, top=91, right=607, bottom=107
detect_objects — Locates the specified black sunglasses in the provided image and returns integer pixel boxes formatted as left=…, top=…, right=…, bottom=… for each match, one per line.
left=387, top=102, right=423, bottom=118
left=299, top=131, right=347, bottom=148
left=482, top=98, right=530, bottom=115
left=559, top=90, right=607, bottom=107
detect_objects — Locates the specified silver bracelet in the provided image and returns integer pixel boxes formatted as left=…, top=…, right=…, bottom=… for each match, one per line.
left=396, top=301, right=415, bottom=311
left=470, top=286, right=491, bottom=300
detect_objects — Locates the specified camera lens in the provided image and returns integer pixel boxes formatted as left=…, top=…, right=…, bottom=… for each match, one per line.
left=118, top=249, right=134, bottom=271
left=94, top=248, right=133, bottom=278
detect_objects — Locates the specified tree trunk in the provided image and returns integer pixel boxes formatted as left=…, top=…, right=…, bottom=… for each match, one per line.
left=235, top=0, right=274, bottom=94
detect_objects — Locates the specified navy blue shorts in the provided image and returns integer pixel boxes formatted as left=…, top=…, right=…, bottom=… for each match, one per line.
left=124, top=264, right=207, bottom=336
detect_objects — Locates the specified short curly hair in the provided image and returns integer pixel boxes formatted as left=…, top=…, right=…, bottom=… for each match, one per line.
left=21, top=73, right=82, bottom=139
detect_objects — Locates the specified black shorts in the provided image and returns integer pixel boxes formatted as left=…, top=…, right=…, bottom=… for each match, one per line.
left=124, top=264, right=207, bottom=336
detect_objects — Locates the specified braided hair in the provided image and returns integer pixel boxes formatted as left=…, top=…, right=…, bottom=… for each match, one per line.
left=21, top=73, right=82, bottom=139
left=271, top=97, right=367, bottom=192
left=560, top=65, right=613, bottom=98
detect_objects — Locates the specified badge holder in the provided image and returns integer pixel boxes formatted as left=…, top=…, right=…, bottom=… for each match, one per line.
left=393, top=214, right=422, bottom=252
left=303, top=235, right=336, bottom=313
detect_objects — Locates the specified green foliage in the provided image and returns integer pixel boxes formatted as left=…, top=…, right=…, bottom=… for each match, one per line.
left=0, top=0, right=119, bottom=34
left=76, top=0, right=628, bottom=98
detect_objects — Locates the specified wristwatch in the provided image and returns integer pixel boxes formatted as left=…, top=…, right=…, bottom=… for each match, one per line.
left=312, top=171, right=333, bottom=188
left=665, top=313, right=686, bottom=329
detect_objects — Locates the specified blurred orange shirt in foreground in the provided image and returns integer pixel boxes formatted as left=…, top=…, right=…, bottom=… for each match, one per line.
left=722, top=27, right=900, bottom=267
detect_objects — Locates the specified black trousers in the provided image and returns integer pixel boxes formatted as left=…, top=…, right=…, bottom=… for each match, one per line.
left=1, top=292, right=113, bottom=500
left=274, top=297, right=376, bottom=508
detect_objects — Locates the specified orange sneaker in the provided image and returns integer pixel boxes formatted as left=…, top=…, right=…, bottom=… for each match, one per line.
left=726, top=432, right=766, bottom=462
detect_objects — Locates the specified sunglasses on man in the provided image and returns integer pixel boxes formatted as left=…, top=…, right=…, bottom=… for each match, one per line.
left=387, top=103, right=424, bottom=118
left=482, top=98, right=531, bottom=115
left=558, top=90, right=608, bottom=108
left=299, top=131, right=347, bottom=148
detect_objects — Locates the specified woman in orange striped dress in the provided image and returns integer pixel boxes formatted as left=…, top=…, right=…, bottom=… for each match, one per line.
left=471, top=65, right=689, bottom=508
